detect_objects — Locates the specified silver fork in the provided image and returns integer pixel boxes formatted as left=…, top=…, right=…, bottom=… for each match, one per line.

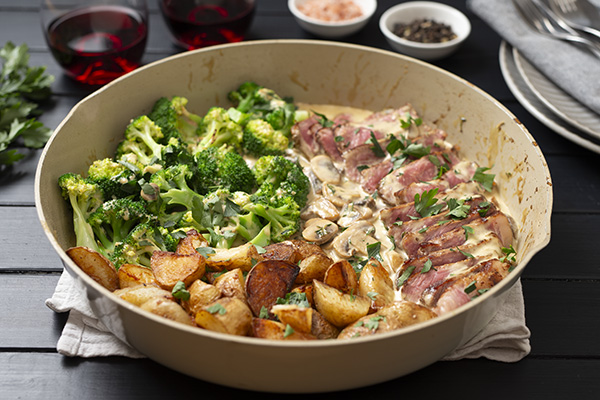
left=513, top=0, right=600, bottom=58
left=550, top=0, right=600, bottom=40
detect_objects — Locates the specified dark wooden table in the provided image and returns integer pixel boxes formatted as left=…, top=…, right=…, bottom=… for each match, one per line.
left=1, top=1, right=599, bottom=398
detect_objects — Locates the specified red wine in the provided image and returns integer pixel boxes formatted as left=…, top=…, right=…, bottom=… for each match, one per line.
left=160, top=0, right=255, bottom=50
left=46, top=5, right=147, bottom=85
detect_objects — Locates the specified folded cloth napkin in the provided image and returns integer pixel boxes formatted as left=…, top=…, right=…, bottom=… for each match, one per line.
left=467, top=0, right=600, bottom=115
left=46, top=269, right=530, bottom=362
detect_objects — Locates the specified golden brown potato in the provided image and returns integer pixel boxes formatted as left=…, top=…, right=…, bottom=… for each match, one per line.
left=323, top=260, right=359, bottom=294
left=117, top=263, right=157, bottom=289
left=288, top=239, right=327, bottom=258
left=296, top=252, right=333, bottom=284
left=176, top=229, right=209, bottom=255
left=251, top=318, right=316, bottom=340
left=181, top=279, right=222, bottom=315
left=195, top=297, right=252, bottom=336
left=205, top=242, right=261, bottom=272
left=311, top=310, right=340, bottom=339
left=271, top=304, right=313, bottom=334
left=291, top=283, right=314, bottom=307
left=139, top=297, right=195, bottom=326
left=313, top=279, right=370, bottom=328
left=213, top=268, right=246, bottom=303
left=358, top=258, right=395, bottom=311
left=337, top=301, right=438, bottom=339
left=66, top=246, right=118, bottom=291
left=113, top=285, right=173, bottom=306
left=151, top=251, right=205, bottom=290
left=245, top=259, right=300, bottom=317
left=262, top=241, right=300, bottom=264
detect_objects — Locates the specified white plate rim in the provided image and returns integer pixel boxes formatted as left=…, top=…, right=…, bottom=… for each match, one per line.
left=499, top=41, right=600, bottom=154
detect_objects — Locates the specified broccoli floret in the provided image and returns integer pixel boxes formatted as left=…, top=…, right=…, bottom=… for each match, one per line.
left=115, top=115, right=167, bottom=167
left=242, top=119, right=289, bottom=157
left=148, top=96, right=202, bottom=145
left=243, top=197, right=300, bottom=243
left=58, top=173, right=104, bottom=251
left=112, top=223, right=177, bottom=268
left=194, top=146, right=255, bottom=194
left=252, top=155, right=310, bottom=208
left=228, top=82, right=298, bottom=136
left=149, top=164, right=204, bottom=209
left=194, top=107, right=243, bottom=154
left=87, top=158, right=140, bottom=200
left=87, top=198, right=152, bottom=258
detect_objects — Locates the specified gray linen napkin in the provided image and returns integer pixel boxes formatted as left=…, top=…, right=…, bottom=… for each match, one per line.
left=46, top=269, right=530, bottom=362
left=467, top=0, right=600, bottom=115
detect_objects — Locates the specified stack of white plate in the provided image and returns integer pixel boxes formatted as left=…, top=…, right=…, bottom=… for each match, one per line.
left=499, top=41, right=600, bottom=153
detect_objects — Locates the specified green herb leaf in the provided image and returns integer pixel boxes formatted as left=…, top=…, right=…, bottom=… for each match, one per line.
left=171, top=281, right=190, bottom=301
left=473, top=166, right=495, bottom=192
left=368, top=131, right=385, bottom=157
left=396, top=265, right=416, bottom=288
left=366, top=241, right=383, bottom=263
left=366, top=292, right=379, bottom=301
left=259, top=306, right=269, bottom=319
left=195, top=246, right=216, bottom=257
left=276, top=292, right=310, bottom=308
left=446, top=198, right=470, bottom=219
left=414, top=188, right=444, bottom=218
left=464, top=281, right=477, bottom=294
left=364, top=315, right=386, bottom=331
left=477, top=201, right=491, bottom=217
left=207, top=303, right=227, bottom=315
left=500, top=244, right=517, bottom=263
left=462, top=225, right=474, bottom=240
left=312, top=110, right=335, bottom=128
left=420, top=259, right=434, bottom=273
left=283, top=324, right=295, bottom=338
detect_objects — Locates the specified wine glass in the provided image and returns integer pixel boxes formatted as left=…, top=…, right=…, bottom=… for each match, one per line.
left=159, top=0, right=256, bottom=50
left=41, top=0, right=148, bottom=85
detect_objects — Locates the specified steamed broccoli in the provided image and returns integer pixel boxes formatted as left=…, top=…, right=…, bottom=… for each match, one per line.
left=148, top=96, right=203, bottom=145
left=87, top=198, right=152, bottom=258
left=115, top=115, right=166, bottom=167
left=242, top=118, right=289, bottom=157
left=243, top=197, right=300, bottom=243
left=195, top=146, right=256, bottom=194
left=87, top=158, right=140, bottom=201
left=252, top=155, right=310, bottom=208
left=58, top=173, right=104, bottom=251
left=112, top=223, right=177, bottom=268
left=193, top=107, right=243, bottom=154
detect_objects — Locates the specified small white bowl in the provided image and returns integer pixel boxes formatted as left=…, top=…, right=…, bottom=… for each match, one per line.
left=379, top=1, right=471, bottom=61
left=288, top=0, right=377, bottom=39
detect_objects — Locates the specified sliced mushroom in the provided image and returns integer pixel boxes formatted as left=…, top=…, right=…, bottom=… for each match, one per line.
left=322, top=182, right=361, bottom=207
left=302, top=218, right=339, bottom=244
left=337, top=203, right=373, bottom=228
left=332, top=220, right=378, bottom=258
left=300, top=196, right=340, bottom=221
left=310, top=155, right=341, bottom=184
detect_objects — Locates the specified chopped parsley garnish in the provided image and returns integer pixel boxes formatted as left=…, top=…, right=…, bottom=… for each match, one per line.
left=414, top=188, right=444, bottom=218
left=356, top=165, right=370, bottom=172
left=473, top=166, right=495, bottom=192
left=223, top=198, right=241, bottom=217
left=446, top=198, right=470, bottom=219
left=387, top=135, right=430, bottom=169
left=420, top=259, right=434, bottom=273
left=283, top=324, right=295, bottom=338
left=458, top=248, right=475, bottom=258
left=207, top=303, right=227, bottom=315
left=254, top=244, right=266, bottom=254
left=368, top=131, right=386, bottom=157
left=500, top=245, right=517, bottom=263
left=366, top=241, right=383, bottom=263
left=367, top=292, right=379, bottom=301
left=462, top=225, right=474, bottom=240
left=396, top=265, right=416, bottom=288
left=195, top=246, right=216, bottom=257
left=313, top=111, right=335, bottom=128
left=364, top=315, right=386, bottom=331
left=334, top=135, right=344, bottom=142
left=259, top=306, right=269, bottom=319
left=428, top=155, right=450, bottom=179
left=276, top=292, right=310, bottom=308
left=400, top=114, right=423, bottom=129
left=477, top=201, right=491, bottom=217
left=464, top=281, right=477, bottom=294
left=171, top=281, right=190, bottom=301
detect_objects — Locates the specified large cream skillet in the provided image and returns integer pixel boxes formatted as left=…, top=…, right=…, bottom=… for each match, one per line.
left=35, top=40, right=552, bottom=393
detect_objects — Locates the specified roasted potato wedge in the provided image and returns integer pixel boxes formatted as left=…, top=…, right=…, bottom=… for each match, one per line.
left=117, top=263, right=157, bottom=289
left=311, top=310, right=340, bottom=339
left=181, top=279, right=222, bottom=315
left=245, top=259, right=300, bottom=317
left=251, top=318, right=316, bottom=340
left=113, top=285, right=174, bottom=306
left=358, top=258, right=395, bottom=311
left=313, top=279, right=370, bottom=328
left=66, top=246, right=118, bottom=291
left=151, top=251, right=205, bottom=290
left=205, top=242, right=261, bottom=272
left=139, top=297, right=195, bottom=326
left=271, top=304, right=313, bottom=334
left=176, top=229, right=209, bottom=255
left=195, top=297, right=252, bottom=336
left=324, top=260, right=359, bottom=294
left=296, top=252, right=333, bottom=284
left=337, top=301, right=438, bottom=339
left=291, top=283, right=314, bottom=307
left=262, top=241, right=301, bottom=264
left=213, top=268, right=246, bottom=303
left=289, top=239, right=327, bottom=258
